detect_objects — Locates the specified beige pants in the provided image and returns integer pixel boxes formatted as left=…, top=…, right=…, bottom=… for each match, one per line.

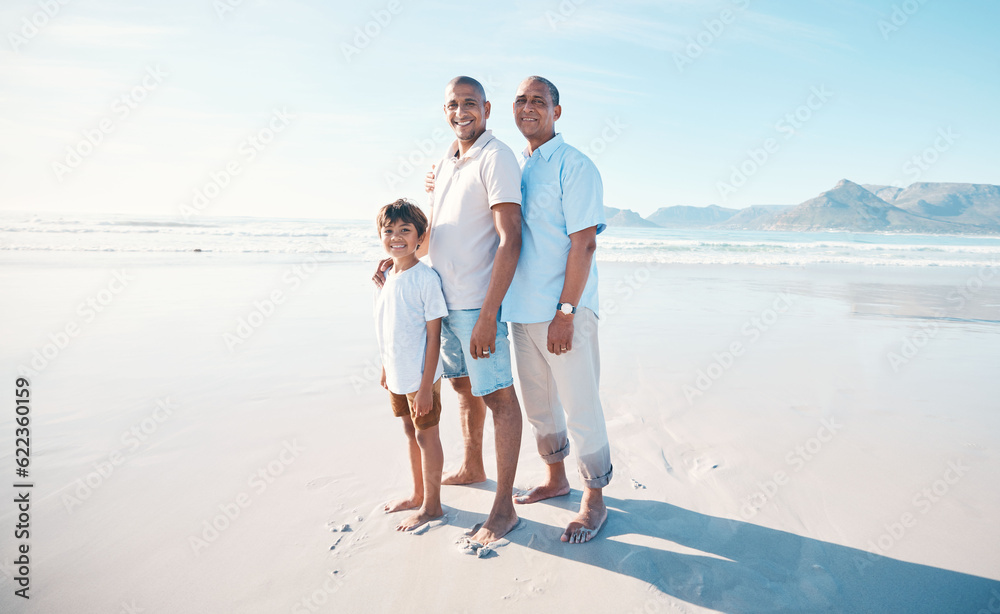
left=511, top=308, right=613, bottom=489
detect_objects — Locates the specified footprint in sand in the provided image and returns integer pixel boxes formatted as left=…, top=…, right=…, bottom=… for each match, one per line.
left=305, top=476, right=340, bottom=491
left=327, top=507, right=376, bottom=554
left=456, top=521, right=520, bottom=558
left=689, top=455, right=722, bottom=479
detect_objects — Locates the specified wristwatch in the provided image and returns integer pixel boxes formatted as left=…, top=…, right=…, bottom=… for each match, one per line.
left=557, top=302, right=577, bottom=315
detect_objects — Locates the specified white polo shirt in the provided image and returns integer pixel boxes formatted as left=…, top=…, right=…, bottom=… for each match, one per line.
left=427, top=130, right=521, bottom=311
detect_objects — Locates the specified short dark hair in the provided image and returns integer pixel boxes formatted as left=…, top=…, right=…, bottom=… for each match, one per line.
left=524, top=75, right=559, bottom=106
left=446, top=75, right=486, bottom=101
left=377, top=198, right=428, bottom=237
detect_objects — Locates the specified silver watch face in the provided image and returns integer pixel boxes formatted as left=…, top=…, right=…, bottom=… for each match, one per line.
left=560, top=303, right=573, bottom=314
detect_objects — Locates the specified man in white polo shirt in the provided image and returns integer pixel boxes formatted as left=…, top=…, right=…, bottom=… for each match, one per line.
left=505, top=76, right=613, bottom=544
left=380, top=76, right=524, bottom=546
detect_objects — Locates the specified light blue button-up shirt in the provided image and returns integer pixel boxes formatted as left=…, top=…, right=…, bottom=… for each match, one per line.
left=502, top=134, right=606, bottom=324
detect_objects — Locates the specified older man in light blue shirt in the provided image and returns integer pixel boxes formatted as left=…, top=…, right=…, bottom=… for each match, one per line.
left=504, top=76, right=613, bottom=544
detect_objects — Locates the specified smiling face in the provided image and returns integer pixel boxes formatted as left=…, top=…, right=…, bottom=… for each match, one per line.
left=513, top=78, right=561, bottom=152
left=380, top=219, right=423, bottom=267
left=444, top=82, right=490, bottom=148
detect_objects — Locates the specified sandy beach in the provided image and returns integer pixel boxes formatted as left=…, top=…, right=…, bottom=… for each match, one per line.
left=1, top=251, right=999, bottom=613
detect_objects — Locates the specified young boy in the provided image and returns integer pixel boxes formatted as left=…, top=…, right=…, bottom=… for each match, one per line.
left=374, top=198, right=449, bottom=532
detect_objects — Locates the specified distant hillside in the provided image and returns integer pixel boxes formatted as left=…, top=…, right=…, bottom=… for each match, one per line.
left=646, top=205, right=737, bottom=228
left=603, top=181, right=1000, bottom=234
left=757, top=179, right=968, bottom=233
left=861, top=184, right=904, bottom=203
left=713, top=205, right=793, bottom=229
left=892, top=183, right=1000, bottom=230
left=606, top=207, right=659, bottom=228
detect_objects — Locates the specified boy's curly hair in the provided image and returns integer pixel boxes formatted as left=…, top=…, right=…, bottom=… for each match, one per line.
left=376, top=199, right=429, bottom=237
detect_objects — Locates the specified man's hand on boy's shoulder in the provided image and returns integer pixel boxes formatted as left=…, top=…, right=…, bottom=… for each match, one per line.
left=424, top=164, right=436, bottom=193
left=372, top=257, right=392, bottom=288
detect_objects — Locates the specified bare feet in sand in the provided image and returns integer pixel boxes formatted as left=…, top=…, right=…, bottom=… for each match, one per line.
left=441, top=465, right=487, bottom=486
left=383, top=495, right=422, bottom=513
left=514, top=484, right=569, bottom=505
left=513, top=481, right=570, bottom=504
left=468, top=509, right=520, bottom=546
left=561, top=487, right=607, bottom=544
left=514, top=459, right=571, bottom=504
left=396, top=507, right=444, bottom=532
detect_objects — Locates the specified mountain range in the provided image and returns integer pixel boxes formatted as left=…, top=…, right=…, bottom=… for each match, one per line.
left=606, top=181, right=1000, bottom=234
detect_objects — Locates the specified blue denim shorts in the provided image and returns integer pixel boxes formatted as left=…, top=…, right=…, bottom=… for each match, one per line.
left=440, top=308, right=514, bottom=397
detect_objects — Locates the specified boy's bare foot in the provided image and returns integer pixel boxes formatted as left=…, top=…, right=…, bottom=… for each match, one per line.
left=468, top=509, right=520, bottom=546
left=384, top=495, right=422, bottom=513
left=396, top=508, right=444, bottom=532
left=513, top=480, right=570, bottom=504
left=442, top=465, right=487, bottom=485
left=561, top=489, right=607, bottom=544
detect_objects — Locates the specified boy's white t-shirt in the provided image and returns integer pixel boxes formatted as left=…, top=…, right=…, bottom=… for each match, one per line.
left=374, top=261, right=448, bottom=395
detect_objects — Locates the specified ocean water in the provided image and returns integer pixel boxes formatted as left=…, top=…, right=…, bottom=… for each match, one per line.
left=2, top=211, right=999, bottom=268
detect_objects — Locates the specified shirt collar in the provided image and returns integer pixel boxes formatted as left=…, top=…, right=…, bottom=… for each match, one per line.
left=448, top=129, right=495, bottom=162
left=522, top=133, right=564, bottom=162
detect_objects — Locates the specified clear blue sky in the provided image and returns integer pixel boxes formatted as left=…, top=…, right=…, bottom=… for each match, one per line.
left=1, top=0, right=997, bottom=219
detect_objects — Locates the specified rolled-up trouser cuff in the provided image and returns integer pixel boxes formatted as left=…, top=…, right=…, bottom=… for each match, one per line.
left=538, top=432, right=571, bottom=464
left=582, top=464, right=613, bottom=489
left=579, top=446, right=613, bottom=489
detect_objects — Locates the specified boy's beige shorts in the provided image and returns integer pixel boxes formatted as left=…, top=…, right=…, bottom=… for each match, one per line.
left=389, top=378, right=442, bottom=430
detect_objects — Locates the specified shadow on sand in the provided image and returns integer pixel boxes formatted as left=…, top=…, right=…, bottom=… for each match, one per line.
left=502, top=493, right=999, bottom=613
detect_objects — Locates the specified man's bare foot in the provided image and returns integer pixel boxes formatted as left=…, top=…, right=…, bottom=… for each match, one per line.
left=468, top=510, right=520, bottom=546
left=396, top=507, right=444, bottom=532
left=561, top=491, right=607, bottom=544
left=383, top=495, right=422, bottom=513
left=442, top=465, right=487, bottom=486
left=513, top=481, right=570, bottom=504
